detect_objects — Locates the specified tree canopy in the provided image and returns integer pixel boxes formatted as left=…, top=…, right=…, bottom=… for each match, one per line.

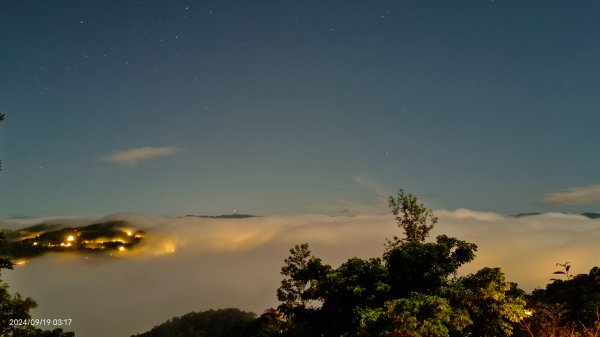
left=517, top=266, right=600, bottom=337
left=270, top=189, right=529, bottom=337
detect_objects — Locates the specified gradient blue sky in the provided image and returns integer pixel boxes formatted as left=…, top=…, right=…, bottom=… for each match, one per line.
left=1, top=0, right=599, bottom=217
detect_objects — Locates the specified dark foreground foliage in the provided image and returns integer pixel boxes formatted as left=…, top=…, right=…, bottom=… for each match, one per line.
left=515, top=266, right=600, bottom=337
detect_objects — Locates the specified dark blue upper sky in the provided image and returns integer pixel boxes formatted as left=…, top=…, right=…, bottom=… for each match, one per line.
left=1, top=0, right=599, bottom=216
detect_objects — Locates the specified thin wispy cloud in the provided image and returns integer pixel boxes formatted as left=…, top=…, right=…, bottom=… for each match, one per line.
left=354, top=175, right=389, bottom=198
left=543, top=184, right=600, bottom=205
left=102, top=146, right=182, bottom=166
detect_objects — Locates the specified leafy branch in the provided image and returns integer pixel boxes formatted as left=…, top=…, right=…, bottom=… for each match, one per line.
left=551, top=262, right=573, bottom=281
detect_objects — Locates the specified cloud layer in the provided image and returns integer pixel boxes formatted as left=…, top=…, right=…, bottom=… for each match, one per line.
left=544, top=184, right=600, bottom=205
left=102, top=146, right=182, bottom=166
left=3, top=210, right=600, bottom=337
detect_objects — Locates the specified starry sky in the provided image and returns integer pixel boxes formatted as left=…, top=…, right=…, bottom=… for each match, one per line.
left=1, top=0, right=600, bottom=217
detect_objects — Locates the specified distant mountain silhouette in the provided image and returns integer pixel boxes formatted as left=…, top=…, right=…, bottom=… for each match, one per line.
left=182, top=213, right=259, bottom=219
left=511, top=212, right=600, bottom=219
left=512, top=212, right=542, bottom=218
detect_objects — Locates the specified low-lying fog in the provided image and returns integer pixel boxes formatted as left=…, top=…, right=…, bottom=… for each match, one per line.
left=3, top=210, right=600, bottom=337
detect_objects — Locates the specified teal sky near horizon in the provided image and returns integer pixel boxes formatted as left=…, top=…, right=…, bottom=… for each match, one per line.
left=1, top=1, right=599, bottom=217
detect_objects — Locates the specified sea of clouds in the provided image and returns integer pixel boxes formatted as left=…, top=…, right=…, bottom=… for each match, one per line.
left=2, top=210, right=599, bottom=337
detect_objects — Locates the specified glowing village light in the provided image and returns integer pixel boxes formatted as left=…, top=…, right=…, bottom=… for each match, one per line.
left=126, top=231, right=133, bottom=237
left=67, top=235, right=75, bottom=242
left=165, top=244, right=176, bottom=253
left=118, top=246, right=125, bottom=252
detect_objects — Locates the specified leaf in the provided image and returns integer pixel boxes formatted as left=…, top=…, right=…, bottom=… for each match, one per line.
left=553, top=271, right=566, bottom=275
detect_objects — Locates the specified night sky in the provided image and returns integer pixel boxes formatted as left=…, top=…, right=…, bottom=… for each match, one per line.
left=1, top=1, right=600, bottom=217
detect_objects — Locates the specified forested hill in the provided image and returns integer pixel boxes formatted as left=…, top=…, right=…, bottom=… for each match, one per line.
left=0, top=220, right=145, bottom=258
left=131, top=309, right=257, bottom=337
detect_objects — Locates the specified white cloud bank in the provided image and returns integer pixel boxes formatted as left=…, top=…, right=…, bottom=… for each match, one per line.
left=544, top=184, right=600, bottom=205
left=3, top=210, right=600, bottom=337
left=102, top=146, right=182, bottom=166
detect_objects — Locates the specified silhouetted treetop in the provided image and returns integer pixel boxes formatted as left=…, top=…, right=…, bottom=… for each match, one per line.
left=388, top=189, right=437, bottom=243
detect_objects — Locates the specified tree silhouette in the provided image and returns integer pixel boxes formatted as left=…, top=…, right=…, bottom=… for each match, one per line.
left=388, top=189, right=437, bottom=243
left=270, top=189, right=528, bottom=337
